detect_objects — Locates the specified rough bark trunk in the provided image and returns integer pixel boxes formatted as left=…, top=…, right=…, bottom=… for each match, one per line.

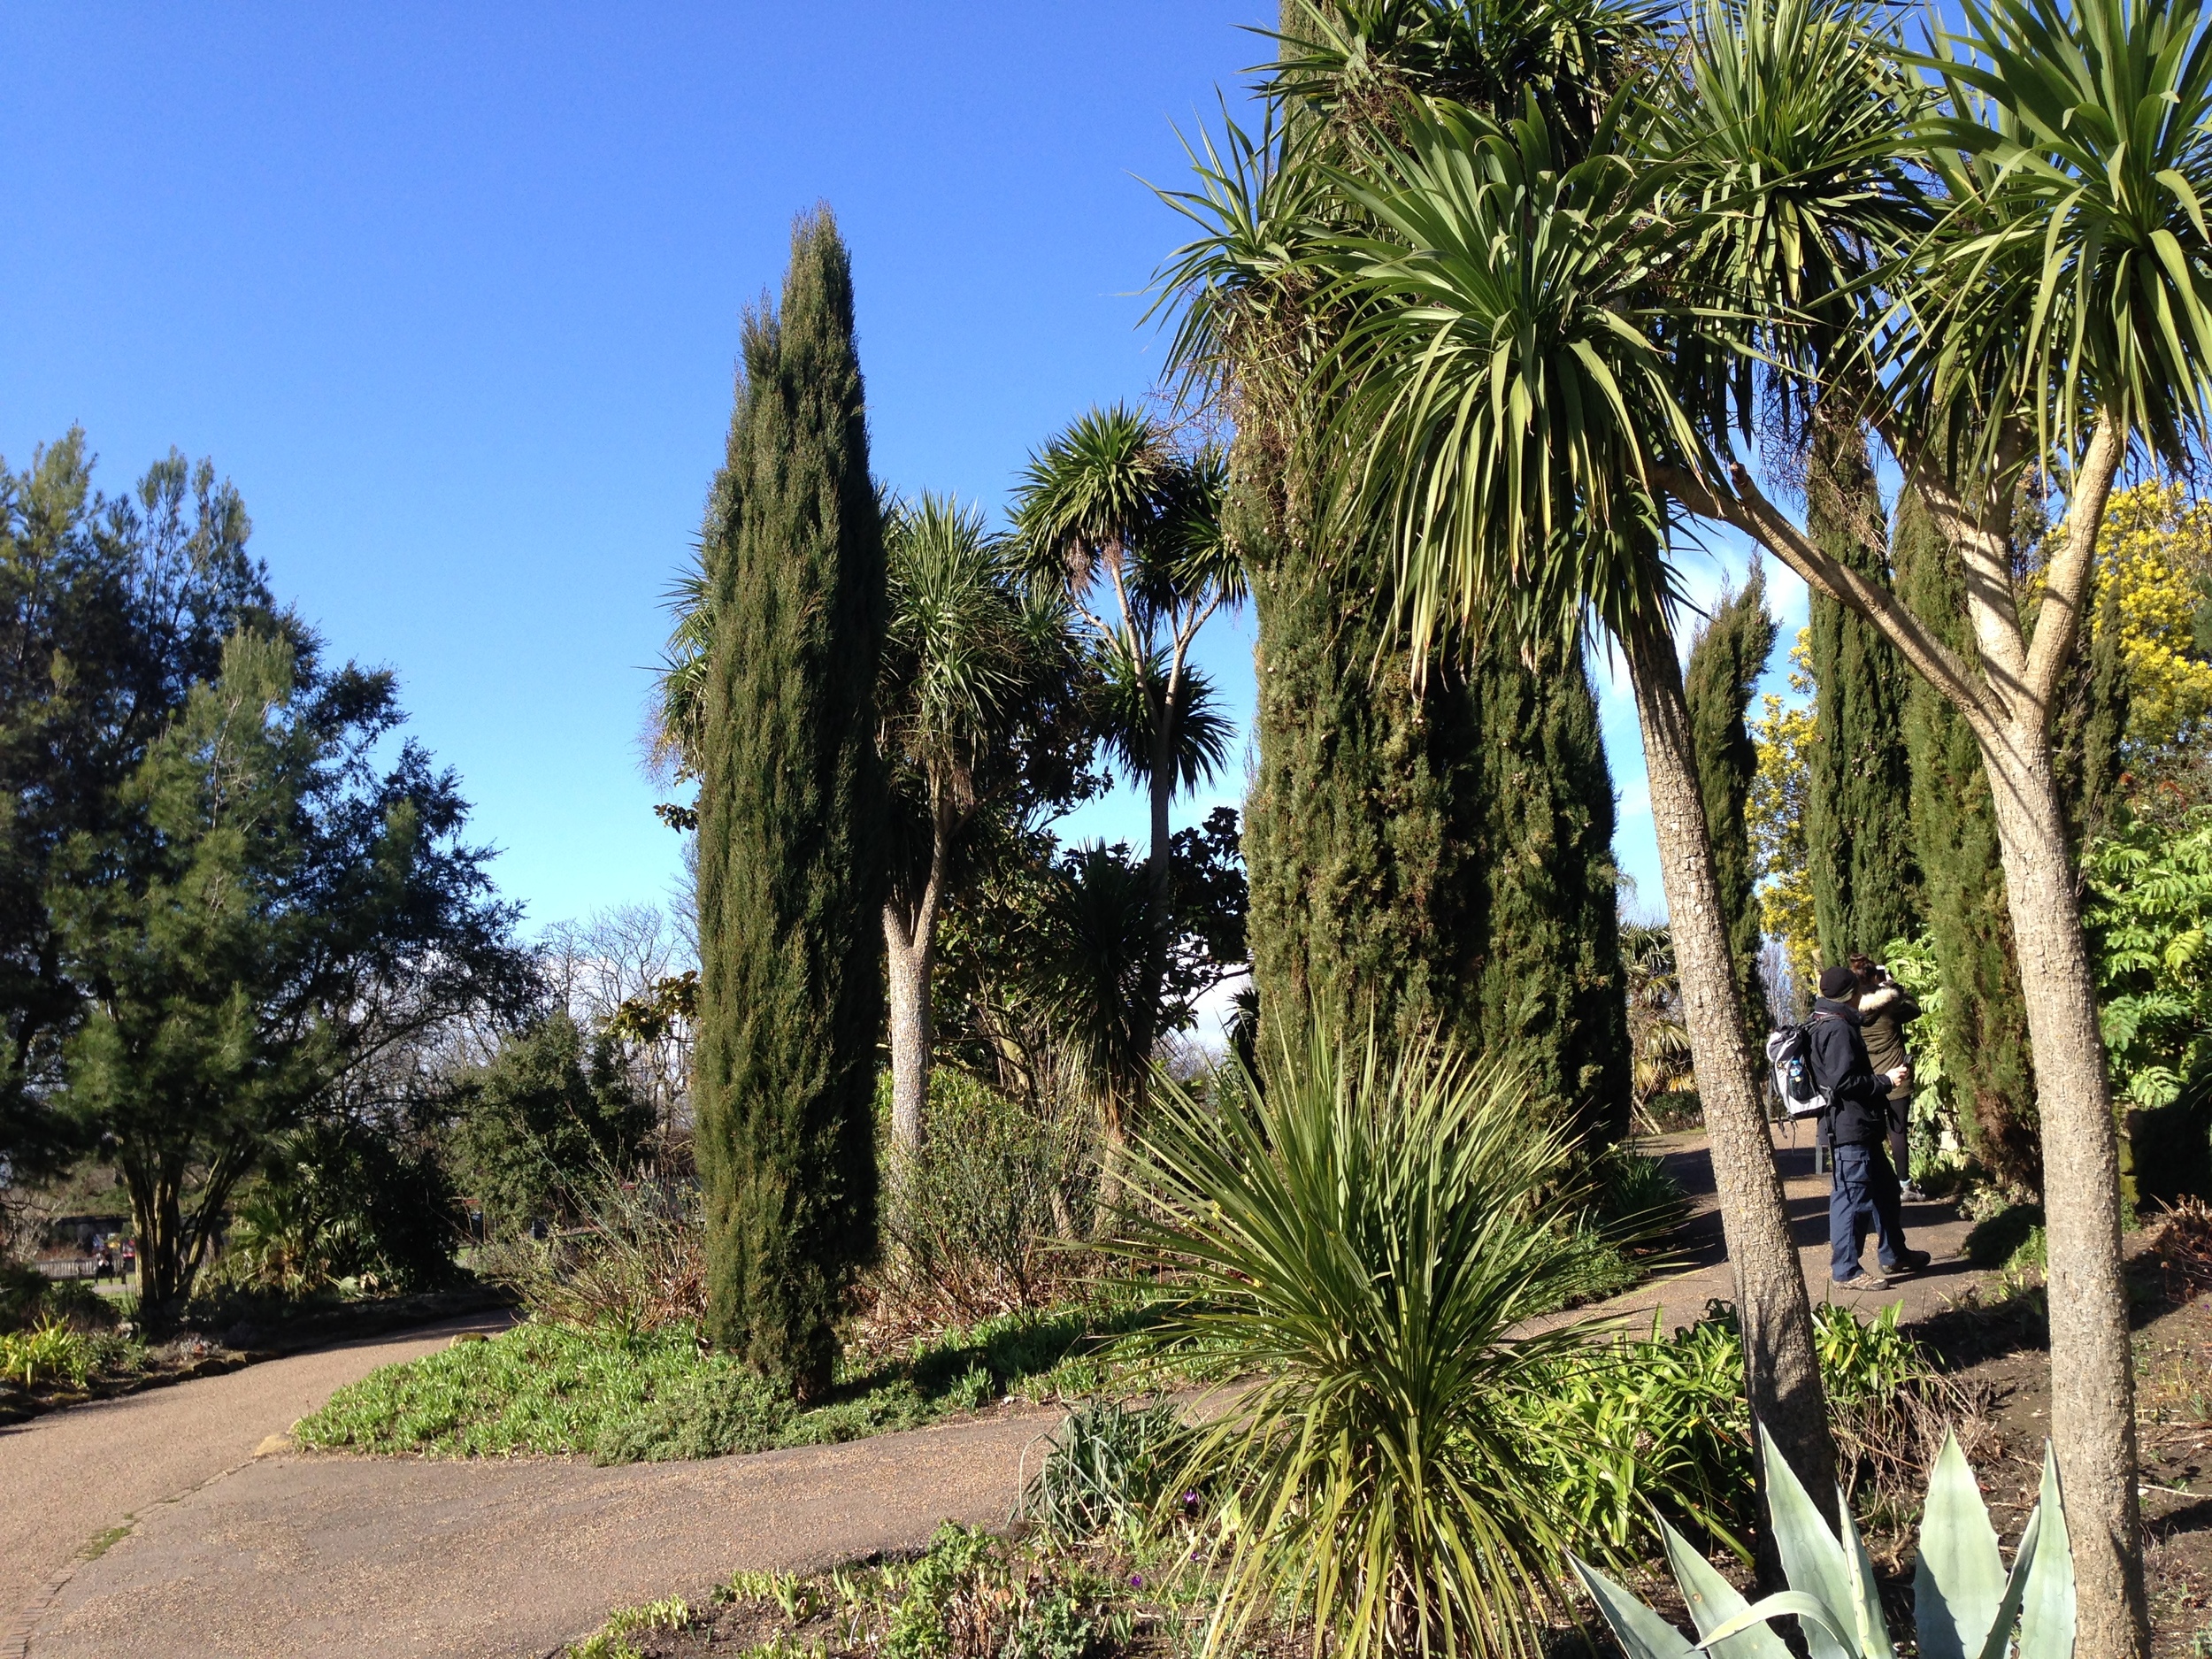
left=884, top=910, right=933, bottom=1156
left=1624, top=613, right=1838, bottom=1548
left=884, top=803, right=953, bottom=1157
left=1981, top=715, right=2149, bottom=1657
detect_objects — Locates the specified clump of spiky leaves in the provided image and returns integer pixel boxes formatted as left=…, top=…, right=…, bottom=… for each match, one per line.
left=1111, top=1023, right=1626, bottom=1659
left=1575, top=1424, right=2075, bottom=1658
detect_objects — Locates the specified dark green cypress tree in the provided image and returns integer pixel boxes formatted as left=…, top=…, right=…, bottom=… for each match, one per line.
left=1470, top=630, right=1632, bottom=1139
left=695, top=207, right=887, bottom=1396
left=1242, top=523, right=1629, bottom=1140
left=1683, top=569, right=1778, bottom=1037
left=1893, top=489, right=2042, bottom=1191
left=1237, top=0, right=1626, bottom=1141
left=1804, top=419, right=1923, bottom=964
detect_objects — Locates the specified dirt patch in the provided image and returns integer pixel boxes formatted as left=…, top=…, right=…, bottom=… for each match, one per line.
left=1911, top=1203, right=2212, bottom=1655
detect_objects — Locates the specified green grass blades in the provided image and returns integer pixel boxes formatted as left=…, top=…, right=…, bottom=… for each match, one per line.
left=1112, top=1022, right=1624, bottom=1659
left=1020, top=1398, right=1187, bottom=1542
left=1577, top=1425, right=2079, bottom=1657
left=0, top=1317, right=96, bottom=1388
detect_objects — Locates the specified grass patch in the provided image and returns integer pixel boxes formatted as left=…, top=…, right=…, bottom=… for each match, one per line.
left=297, top=1295, right=1163, bottom=1463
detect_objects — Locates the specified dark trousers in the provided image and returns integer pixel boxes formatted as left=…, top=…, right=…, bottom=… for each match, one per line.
left=1888, top=1093, right=1913, bottom=1186
left=1831, top=1141, right=1911, bottom=1282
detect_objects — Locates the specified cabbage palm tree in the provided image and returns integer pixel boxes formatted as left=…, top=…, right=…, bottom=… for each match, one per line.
left=1012, top=408, right=1243, bottom=1129
left=1284, top=0, right=2212, bottom=1640
left=1642, top=4, right=2211, bottom=1641
left=1279, top=93, right=1844, bottom=1525
left=878, top=494, right=1078, bottom=1152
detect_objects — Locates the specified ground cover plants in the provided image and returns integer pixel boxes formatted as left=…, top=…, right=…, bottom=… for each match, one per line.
left=296, top=1297, right=1155, bottom=1463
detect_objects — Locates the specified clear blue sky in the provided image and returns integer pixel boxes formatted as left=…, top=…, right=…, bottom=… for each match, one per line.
left=0, top=3, right=1790, bottom=938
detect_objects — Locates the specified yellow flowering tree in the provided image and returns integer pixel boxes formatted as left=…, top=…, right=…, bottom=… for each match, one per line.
left=2093, top=483, right=2212, bottom=787
left=1750, top=631, right=1819, bottom=1013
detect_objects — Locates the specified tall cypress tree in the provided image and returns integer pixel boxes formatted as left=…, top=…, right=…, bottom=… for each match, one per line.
left=1242, top=516, right=1628, bottom=1139
left=1893, top=489, right=2041, bottom=1192
left=1804, top=419, right=1922, bottom=964
left=695, top=207, right=887, bottom=1396
left=1470, top=630, right=1632, bottom=1139
left=1683, top=570, right=1778, bottom=1038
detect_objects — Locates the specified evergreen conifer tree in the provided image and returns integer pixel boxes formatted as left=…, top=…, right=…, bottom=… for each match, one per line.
left=694, top=207, right=887, bottom=1396
left=1893, top=490, right=2041, bottom=1190
left=1235, top=0, right=1627, bottom=1144
left=1804, top=421, right=1922, bottom=964
left=1243, top=535, right=1627, bottom=1139
left=1683, top=571, right=1778, bottom=1037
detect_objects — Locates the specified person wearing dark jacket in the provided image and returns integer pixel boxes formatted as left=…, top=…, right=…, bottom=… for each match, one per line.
left=1811, top=964, right=1931, bottom=1291
left=1851, top=952, right=1924, bottom=1198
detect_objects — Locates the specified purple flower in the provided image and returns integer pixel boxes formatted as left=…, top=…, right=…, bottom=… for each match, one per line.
left=1129, top=1574, right=1144, bottom=1589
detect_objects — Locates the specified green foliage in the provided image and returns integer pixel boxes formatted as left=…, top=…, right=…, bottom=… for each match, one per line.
left=1577, top=1430, right=2075, bottom=1659
left=569, top=1597, right=698, bottom=1656
left=1245, top=590, right=1629, bottom=1144
left=295, top=1298, right=1119, bottom=1463
left=0, top=434, right=278, bottom=1179
left=1521, top=1301, right=1939, bottom=1563
left=1805, top=422, right=1922, bottom=969
left=448, top=1011, right=650, bottom=1234
left=2083, top=809, right=2212, bottom=1111
left=0, top=1316, right=96, bottom=1387
left=1894, top=492, right=2042, bottom=1193
left=1683, top=569, right=1778, bottom=1031
left=1113, top=1027, right=1624, bottom=1659
left=693, top=206, right=887, bottom=1394
left=52, top=626, right=523, bottom=1314
left=1020, top=1398, right=1188, bottom=1542
left=226, top=1118, right=459, bottom=1295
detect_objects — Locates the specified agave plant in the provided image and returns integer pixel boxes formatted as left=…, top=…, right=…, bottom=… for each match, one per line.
left=1574, top=1424, right=2074, bottom=1658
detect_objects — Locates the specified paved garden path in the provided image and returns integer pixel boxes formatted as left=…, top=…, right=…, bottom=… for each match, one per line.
left=8, top=1131, right=1993, bottom=1659
left=1583, top=1125, right=1985, bottom=1337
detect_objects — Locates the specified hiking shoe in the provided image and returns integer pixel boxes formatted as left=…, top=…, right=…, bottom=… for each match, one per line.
left=1901, top=1182, right=1929, bottom=1202
left=1881, top=1248, right=1932, bottom=1276
left=1834, top=1271, right=1890, bottom=1292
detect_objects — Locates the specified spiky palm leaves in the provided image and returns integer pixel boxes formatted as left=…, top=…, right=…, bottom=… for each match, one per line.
left=1117, top=1025, right=1617, bottom=1659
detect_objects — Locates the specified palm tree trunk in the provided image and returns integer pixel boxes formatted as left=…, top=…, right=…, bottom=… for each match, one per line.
left=885, top=803, right=953, bottom=1156
left=1623, top=611, right=1837, bottom=1549
left=1979, top=712, right=2147, bottom=1657
left=885, top=911, right=933, bottom=1155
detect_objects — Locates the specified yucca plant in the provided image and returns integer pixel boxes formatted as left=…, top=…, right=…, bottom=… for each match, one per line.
left=1575, top=1425, right=2075, bottom=1657
left=1111, top=1023, right=1624, bottom=1659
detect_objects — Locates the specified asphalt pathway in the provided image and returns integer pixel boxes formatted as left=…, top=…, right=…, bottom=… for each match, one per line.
left=9, top=1132, right=1990, bottom=1659
left=1, top=1310, right=513, bottom=1659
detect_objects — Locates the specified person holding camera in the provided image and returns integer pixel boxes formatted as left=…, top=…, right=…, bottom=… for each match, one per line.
left=1810, top=964, right=1931, bottom=1292
left=1850, top=951, right=1924, bottom=1201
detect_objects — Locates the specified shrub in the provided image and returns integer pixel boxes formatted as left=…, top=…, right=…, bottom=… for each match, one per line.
left=1112, top=1025, right=1618, bottom=1659
left=1590, top=1141, right=1689, bottom=1241
left=481, top=1172, right=704, bottom=1336
left=223, top=1118, right=461, bottom=1296
left=1527, top=1300, right=1970, bottom=1562
left=879, top=1070, right=1094, bottom=1325
left=0, top=1317, right=96, bottom=1387
left=1021, top=1398, right=1187, bottom=1541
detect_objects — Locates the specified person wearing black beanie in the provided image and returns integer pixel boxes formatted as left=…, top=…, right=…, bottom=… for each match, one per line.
left=1809, top=964, right=1931, bottom=1292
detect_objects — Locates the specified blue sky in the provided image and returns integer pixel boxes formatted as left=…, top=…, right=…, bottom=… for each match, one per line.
left=0, top=3, right=1797, bottom=941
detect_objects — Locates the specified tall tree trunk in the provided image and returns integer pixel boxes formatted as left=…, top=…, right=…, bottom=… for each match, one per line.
left=884, top=917, right=933, bottom=1155
left=1624, top=611, right=1836, bottom=1547
left=1981, top=714, right=2148, bottom=1656
left=884, top=803, right=952, bottom=1156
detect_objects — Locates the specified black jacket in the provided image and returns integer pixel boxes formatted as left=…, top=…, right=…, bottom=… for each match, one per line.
left=1809, top=998, right=1893, bottom=1147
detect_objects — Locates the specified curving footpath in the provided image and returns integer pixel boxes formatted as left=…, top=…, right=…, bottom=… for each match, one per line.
left=7, top=1131, right=1987, bottom=1659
